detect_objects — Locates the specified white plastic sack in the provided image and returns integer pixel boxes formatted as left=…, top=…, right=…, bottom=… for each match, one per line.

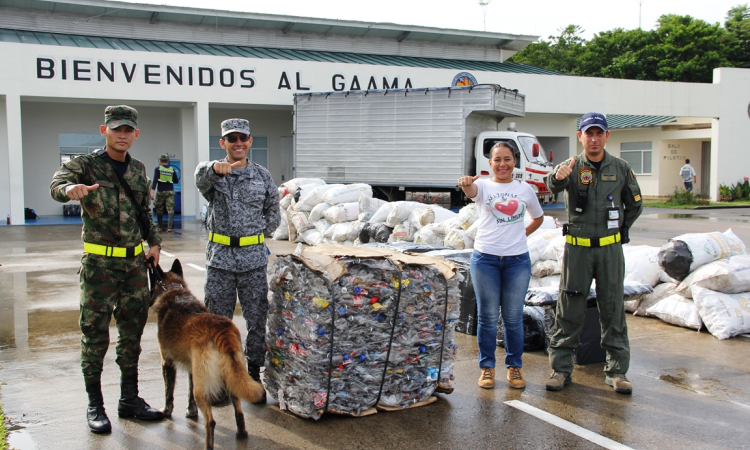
left=409, top=208, right=435, bottom=230
left=457, top=204, right=478, bottom=229
left=693, top=287, right=750, bottom=339
left=444, top=229, right=473, bottom=250
left=324, top=183, right=373, bottom=205
left=299, top=228, right=323, bottom=246
left=391, top=220, right=417, bottom=242
left=295, top=184, right=342, bottom=212
left=429, top=205, right=457, bottom=223
left=466, top=220, right=480, bottom=242
left=528, top=229, right=561, bottom=265
left=646, top=294, right=702, bottom=330
left=414, top=227, right=443, bottom=246
left=524, top=212, right=557, bottom=230
left=369, top=203, right=397, bottom=224
left=676, top=255, right=750, bottom=298
left=313, top=218, right=332, bottom=234
left=658, top=229, right=747, bottom=280
left=347, top=221, right=367, bottom=242
left=285, top=210, right=298, bottom=242
left=623, top=245, right=662, bottom=287
left=280, top=177, right=325, bottom=192
left=279, top=193, right=293, bottom=210
left=634, top=282, right=677, bottom=316
left=540, top=235, right=566, bottom=264
left=323, top=202, right=360, bottom=224
left=288, top=211, right=314, bottom=233
left=358, top=194, right=387, bottom=222
left=309, top=202, right=332, bottom=223
left=531, top=260, right=561, bottom=278
left=385, top=202, right=427, bottom=228
left=329, top=222, right=358, bottom=242
left=272, top=207, right=289, bottom=240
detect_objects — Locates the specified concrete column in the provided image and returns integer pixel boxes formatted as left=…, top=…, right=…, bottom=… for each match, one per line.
left=712, top=68, right=750, bottom=202
left=180, top=101, right=210, bottom=218
left=3, top=94, right=24, bottom=225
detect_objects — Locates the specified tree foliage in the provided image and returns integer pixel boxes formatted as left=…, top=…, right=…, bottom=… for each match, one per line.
left=507, top=4, right=750, bottom=82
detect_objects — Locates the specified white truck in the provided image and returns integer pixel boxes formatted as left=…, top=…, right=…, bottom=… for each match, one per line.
left=293, top=84, right=554, bottom=208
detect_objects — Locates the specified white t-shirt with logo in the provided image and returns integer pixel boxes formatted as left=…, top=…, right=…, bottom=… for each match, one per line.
left=680, top=164, right=696, bottom=181
left=470, top=179, right=544, bottom=257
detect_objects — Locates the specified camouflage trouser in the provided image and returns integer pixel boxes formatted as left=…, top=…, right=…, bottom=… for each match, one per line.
left=79, top=264, right=149, bottom=381
left=153, top=191, right=175, bottom=215
left=204, top=265, right=268, bottom=367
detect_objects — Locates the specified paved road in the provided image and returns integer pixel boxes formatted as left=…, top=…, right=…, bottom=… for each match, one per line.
left=1, top=208, right=749, bottom=450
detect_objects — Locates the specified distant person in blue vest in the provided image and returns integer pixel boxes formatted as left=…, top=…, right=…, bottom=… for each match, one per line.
left=150, top=154, right=180, bottom=232
left=679, top=159, right=697, bottom=192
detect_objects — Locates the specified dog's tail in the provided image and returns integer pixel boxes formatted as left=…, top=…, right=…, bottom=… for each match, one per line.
left=216, top=327, right=265, bottom=404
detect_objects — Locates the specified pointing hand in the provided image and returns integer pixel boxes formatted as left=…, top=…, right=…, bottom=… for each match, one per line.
left=65, top=184, right=99, bottom=201
left=555, top=159, right=576, bottom=181
left=213, top=160, right=244, bottom=175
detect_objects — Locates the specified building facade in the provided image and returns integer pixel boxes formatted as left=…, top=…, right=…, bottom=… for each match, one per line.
left=1, top=0, right=748, bottom=223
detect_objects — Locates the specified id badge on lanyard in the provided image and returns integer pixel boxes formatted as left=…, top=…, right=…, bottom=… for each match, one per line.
left=606, top=194, right=619, bottom=229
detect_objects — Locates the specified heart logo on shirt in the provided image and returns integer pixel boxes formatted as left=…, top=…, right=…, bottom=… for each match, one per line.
left=494, top=199, right=518, bottom=216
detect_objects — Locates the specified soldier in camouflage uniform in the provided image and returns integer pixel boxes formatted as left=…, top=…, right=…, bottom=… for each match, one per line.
left=195, top=118, right=280, bottom=402
left=544, top=112, right=643, bottom=395
left=50, top=105, right=164, bottom=433
left=150, top=153, right=180, bottom=232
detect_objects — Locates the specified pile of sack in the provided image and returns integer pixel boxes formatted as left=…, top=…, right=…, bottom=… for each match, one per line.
left=273, top=178, right=557, bottom=250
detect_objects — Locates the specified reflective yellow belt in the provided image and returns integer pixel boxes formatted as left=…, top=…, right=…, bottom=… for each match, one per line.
left=565, top=232, right=621, bottom=248
left=84, top=242, right=144, bottom=257
left=208, top=232, right=264, bottom=247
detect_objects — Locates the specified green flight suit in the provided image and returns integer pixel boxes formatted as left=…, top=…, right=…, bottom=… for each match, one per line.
left=544, top=150, right=643, bottom=377
left=50, top=149, right=161, bottom=381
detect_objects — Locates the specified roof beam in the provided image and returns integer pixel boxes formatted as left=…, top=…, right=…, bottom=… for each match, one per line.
left=396, top=31, right=410, bottom=42
left=282, top=22, right=294, bottom=34
left=150, top=12, right=158, bottom=24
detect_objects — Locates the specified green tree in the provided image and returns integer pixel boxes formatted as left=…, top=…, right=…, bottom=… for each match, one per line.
left=508, top=25, right=586, bottom=74
left=579, top=28, right=658, bottom=80
left=725, top=4, right=750, bottom=67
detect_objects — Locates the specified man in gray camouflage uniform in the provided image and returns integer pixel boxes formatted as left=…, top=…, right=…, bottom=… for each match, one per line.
left=195, top=118, right=280, bottom=402
left=50, top=105, right=164, bottom=433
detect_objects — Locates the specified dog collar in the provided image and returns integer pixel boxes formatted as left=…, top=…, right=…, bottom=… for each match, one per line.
left=157, top=282, right=184, bottom=291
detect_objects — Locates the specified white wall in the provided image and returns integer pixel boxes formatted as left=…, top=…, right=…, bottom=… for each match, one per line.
left=0, top=96, right=10, bottom=221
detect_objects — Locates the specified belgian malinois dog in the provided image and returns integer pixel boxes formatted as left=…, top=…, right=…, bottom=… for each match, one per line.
left=150, top=259, right=265, bottom=450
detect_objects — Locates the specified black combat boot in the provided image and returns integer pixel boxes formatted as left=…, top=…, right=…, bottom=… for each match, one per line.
left=85, top=379, right=111, bottom=433
left=247, top=362, right=267, bottom=404
left=156, top=214, right=164, bottom=231
left=117, top=374, right=164, bottom=421
left=167, top=213, right=174, bottom=233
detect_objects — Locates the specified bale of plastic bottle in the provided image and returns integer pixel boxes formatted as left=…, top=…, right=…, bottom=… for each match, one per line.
left=264, top=244, right=460, bottom=419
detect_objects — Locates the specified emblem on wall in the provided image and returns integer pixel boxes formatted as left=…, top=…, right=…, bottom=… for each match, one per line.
left=452, top=72, right=477, bottom=87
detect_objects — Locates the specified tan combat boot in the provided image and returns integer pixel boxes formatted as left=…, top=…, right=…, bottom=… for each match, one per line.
left=545, top=372, right=572, bottom=391
left=507, top=367, right=526, bottom=389
left=478, top=367, right=495, bottom=389
left=605, top=374, right=633, bottom=394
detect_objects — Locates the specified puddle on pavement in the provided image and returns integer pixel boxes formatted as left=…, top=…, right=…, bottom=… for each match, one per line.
left=7, top=427, right=36, bottom=450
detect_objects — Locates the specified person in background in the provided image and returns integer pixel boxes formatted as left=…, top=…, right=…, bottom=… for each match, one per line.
left=151, top=153, right=180, bottom=232
left=459, top=140, right=544, bottom=390
left=195, top=118, right=280, bottom=402
left=544, top=112, right=643, bottom=394
left=679, top=158, right=697, bottom=192
left=50, top=105, right=164, bottom=433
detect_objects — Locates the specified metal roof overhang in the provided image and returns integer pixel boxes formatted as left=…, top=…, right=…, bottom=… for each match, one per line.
left=0, top=0, right=539, bottom=51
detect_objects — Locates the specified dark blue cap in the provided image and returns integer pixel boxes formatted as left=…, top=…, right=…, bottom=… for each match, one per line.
left=578, top=112, right=609, bottom=132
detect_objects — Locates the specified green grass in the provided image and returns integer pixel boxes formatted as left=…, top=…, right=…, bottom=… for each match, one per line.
left=643, top=199, right=750, bottom=209
left=0, top=397, right=7, bottom=450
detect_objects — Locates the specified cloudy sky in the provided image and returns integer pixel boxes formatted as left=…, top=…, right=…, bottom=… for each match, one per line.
left=116, top=0, right=741, bottom=40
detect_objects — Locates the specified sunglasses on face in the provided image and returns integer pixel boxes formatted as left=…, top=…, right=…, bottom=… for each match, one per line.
left=223, top=134, right=251, bottom=143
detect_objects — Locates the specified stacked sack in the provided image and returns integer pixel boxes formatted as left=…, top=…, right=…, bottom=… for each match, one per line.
left=264, top=244, right=460, bottom=419
left=646, top=229, right=750, bottom=339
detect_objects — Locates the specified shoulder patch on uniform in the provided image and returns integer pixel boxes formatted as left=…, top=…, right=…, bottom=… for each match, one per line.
left=57, top=169, right=71, bottom=175
left=631, top=170, right=637, bottom=180
left=634, top=194, right=642, bottom=202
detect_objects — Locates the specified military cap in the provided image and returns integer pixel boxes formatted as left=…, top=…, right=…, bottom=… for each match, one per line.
left=220, top=118, right=251, bottom=137
left=105, top=105, right=138, bottom=129
left=159, top=153, right=169, bottom=161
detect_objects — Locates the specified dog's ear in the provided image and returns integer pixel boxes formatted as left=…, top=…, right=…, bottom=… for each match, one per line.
left=171, top=259, right=183, bottom=278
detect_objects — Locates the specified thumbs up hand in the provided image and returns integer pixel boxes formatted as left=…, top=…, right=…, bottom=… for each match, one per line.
left=555, top=159, right=576, bottom=181
left=213, top=160, right=244, bottom=175
left=65, top=183, right=99, bottom=200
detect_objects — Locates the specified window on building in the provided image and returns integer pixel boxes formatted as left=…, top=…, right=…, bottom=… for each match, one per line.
left=209, top=135, right=268, bottom=168
left=59, top=133, right=105, bottom=164
left=620, top=142, right=652, bottom=175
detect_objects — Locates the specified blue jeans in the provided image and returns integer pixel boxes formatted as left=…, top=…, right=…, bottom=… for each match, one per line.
left=684, top=181, right=693, bottom=192
left=470, top=250, right=531, bottom=369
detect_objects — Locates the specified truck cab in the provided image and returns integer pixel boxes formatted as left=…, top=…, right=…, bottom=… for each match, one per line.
left=475, top=124, right=555, bottom=204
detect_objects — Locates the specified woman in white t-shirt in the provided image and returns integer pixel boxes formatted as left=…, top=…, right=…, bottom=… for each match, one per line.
left=459, top=141, right=544, bottom=390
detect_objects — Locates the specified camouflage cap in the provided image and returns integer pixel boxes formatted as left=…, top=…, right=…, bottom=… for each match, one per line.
left=105, top=105, right=138, bottom=129
left=220, top=118, right=250, bottom=137
left=159, top=153, right=169, bottom=161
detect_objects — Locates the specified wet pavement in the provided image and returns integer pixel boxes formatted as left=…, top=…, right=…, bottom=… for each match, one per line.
left=1, top=209, right=749, bottom=450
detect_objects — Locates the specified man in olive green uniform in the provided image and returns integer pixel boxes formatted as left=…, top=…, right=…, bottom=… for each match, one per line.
left=50, top=105, right=164, bottom=433
left=150, top=153, right=180, bottom=232
left=544, top=112, right=643, bottom=394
